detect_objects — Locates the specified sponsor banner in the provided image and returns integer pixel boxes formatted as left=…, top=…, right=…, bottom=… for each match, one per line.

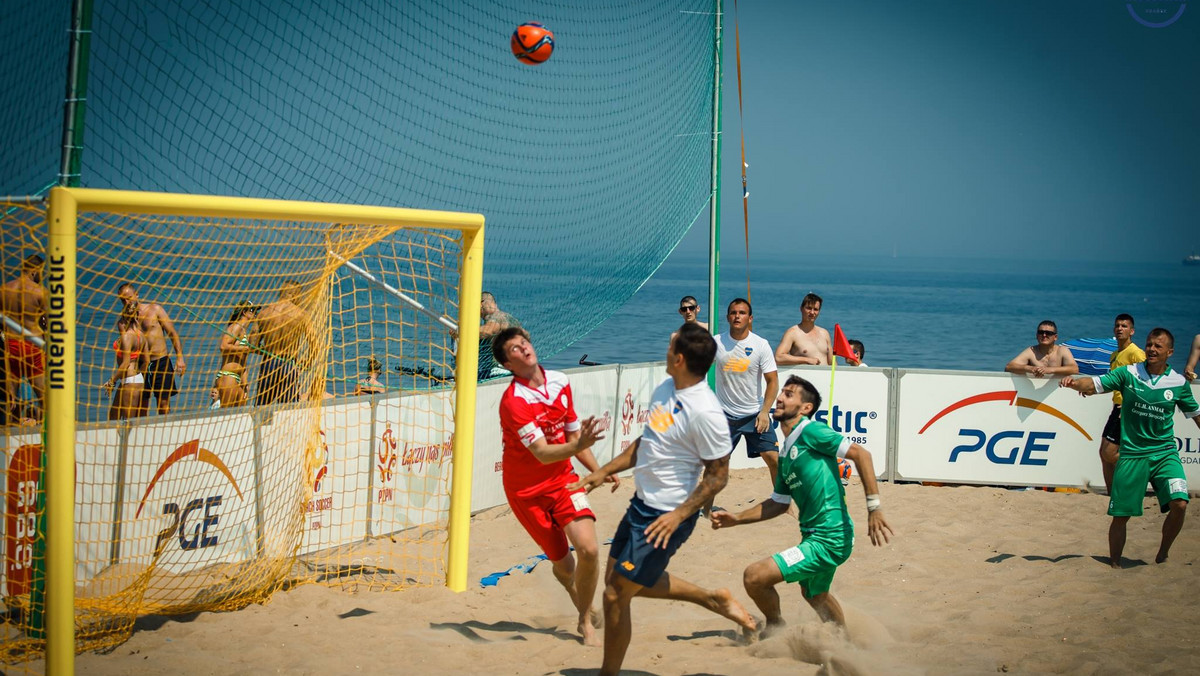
left=259, top=408, right=322, bottom=560
left=298, top=401, right=372, bottom=556
left=373, top=391, right=455, bottom=536
left=1175, top=384, right=1200, bottom=490
left=470, top=379, right=508, bottom=512
left=565, top=366, right=619, bottom=472
left=121, top=414, right=259, bottom=574
left=613, top=363, right=666, bottom=467
left=744, top=367, right=890, bottom=477
left=896, top=373, right=1110, bottom=486
left=2, top=431, right=40, bottom=596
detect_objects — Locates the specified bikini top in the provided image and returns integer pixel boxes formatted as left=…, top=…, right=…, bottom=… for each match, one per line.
left=113, top=339, right=141, bottom=362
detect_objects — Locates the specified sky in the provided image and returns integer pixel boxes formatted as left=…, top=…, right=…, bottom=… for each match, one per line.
left=679, top=0, right=1200, bottom=263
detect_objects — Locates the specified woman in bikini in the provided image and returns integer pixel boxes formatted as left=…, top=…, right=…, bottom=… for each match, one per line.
left=353, top=356, right=386, bottom=396
left=104, top=314, right=149, bottom=419
left=211, top=301, right=257, bottom=408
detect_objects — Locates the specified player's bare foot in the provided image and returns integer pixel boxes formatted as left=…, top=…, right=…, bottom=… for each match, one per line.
left=578, top=616, right=601, bottom=646
left=1109, top=558, right=1122, bottom=569
left=760, top=619, right=786, bottom=640
left=589, top=606, right=603, bottom=628
left=709, top=588, right=757, bottom=634
left=1155, top=552, right=1168, bottom=564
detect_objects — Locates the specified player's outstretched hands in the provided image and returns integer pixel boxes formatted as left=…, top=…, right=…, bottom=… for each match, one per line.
left=867, top=510, right=893, bottom=546
left=1058, top=376, right=1076, bottom=389
left=576, top=416, right=606, bottom=450
left=567, top=470, right=605, bottom=494
left=709, top=509, right=738, bottom=530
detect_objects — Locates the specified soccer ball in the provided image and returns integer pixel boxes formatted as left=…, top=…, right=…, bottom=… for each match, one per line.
left=511, top=22, right=554, bottom=65
left=837, top=458, right=852, bottom=480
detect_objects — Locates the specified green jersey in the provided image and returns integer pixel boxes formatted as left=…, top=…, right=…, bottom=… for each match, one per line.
left=773, top=417, right=854, bottom=544
left=1095, top=364, right=1200, bottom=458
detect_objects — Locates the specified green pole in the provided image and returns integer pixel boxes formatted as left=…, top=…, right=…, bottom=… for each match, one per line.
left=32, top=0, right=93, bottom=647
left=706, top=0, right=724, bottom=389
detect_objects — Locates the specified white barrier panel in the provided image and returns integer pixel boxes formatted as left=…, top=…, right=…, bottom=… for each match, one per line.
left=568, top=366, right=620, bottom=469
left=895, top=372, right=1111, bottom=486
left=2, top=430, right=41, bottom=597
left=1173, top=389, right=1200, bottom=489
left=76, top=428, right=122, bottom=586
left=120, top=414, right=260, bottom=575
left=374, top=391, right=455, bottom=535
left=754, top=367, right=890, bottom=478
left=470, top=380, right=508, bottom=513
left=299, top=401, right=372, bottom=556
left=613, top=362, right=667, bottom=472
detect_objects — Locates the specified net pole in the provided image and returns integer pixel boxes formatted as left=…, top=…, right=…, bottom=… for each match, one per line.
left=706, top=0, right=724, bottom=388
left=44, top=187, right=78, bottom=672
left=446, top=223, right=484, bottom=591
left=327, top=250, right=458, bottom=333
left=58, top=0, right=93, bottom=187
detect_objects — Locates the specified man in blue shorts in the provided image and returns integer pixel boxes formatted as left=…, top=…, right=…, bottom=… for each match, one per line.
left=711, top=375, right=893, bottom=634
left=714, top=298, right=780, bottom=482
left=570, top=322, right=756, bottom=675
left=1060, top=327, right=1200, bottom=567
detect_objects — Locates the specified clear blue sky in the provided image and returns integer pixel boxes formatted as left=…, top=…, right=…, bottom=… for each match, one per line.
left=678, top=0, right=1199, bottom=263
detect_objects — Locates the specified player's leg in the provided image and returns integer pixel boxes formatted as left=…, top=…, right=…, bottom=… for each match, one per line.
left=637, top=570, right=756, bottom=633
left=1150, top=454, right=1189, bottom=564
left=1156, top=500, right=1187, bottom=564
left=561, top=516, right=601, bottom=644
left=805, top=591, right=846, bottom=627
left=742, top=556, right=785, bottom=634
left=600, top=569, right=641, bottom=676
left=1098, top=406, right=1121, bottom=491
left=1108, top=517, right=1129, bottom=568
left=1106, top=455, right=1146, bottom=568
left=760, top=450, right=780, bottom=486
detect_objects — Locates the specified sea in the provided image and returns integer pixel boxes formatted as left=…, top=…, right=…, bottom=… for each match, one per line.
left=543, top=251, right=1200, bottom=375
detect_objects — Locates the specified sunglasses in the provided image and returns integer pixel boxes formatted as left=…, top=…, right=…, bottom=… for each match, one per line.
left=1037, top=330, right=1057, bottom=337
left=679, top=305, right=698, bottom=313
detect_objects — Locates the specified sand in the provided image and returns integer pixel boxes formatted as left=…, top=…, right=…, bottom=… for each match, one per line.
left=60, top=469, right=1199, bottom=675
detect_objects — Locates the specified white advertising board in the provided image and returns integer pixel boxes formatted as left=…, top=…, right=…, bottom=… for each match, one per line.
left=298, top=400, right=372, bottom=555
left=895, top=372, right=1111, bottom=486
left=612, top=363, right=667, bottom=470
left=373, top=391, right=455, bottom=536
left=470, top=379, right=508, bottom=512
left=565, top=366, right=620, bottom=469
left=1172, top=385, right=1200, bottom=490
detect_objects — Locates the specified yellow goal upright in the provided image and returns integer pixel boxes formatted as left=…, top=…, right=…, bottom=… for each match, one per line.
left=3, top=187, right=483, bottom=667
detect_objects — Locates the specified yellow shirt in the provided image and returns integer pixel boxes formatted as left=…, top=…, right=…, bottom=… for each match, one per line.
left=1108, top=342, right=1146, bottom=405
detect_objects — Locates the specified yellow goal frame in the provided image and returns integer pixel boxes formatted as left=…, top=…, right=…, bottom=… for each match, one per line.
left=43, top=186, right=484, bottom=672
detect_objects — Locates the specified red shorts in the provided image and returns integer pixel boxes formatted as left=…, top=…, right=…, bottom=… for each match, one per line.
left=506, top=483, right=596, bottom=561
left=6, top=338, right=43, bottom=379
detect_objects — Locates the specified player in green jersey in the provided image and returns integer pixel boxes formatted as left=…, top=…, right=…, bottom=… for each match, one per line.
left=1060, top=328, right=1200, bottom=568
left=710, top=375, right=893, bottom=635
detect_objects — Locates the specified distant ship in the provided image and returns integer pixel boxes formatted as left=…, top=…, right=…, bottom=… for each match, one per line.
left=1186, top=253, right=1200, bottom=266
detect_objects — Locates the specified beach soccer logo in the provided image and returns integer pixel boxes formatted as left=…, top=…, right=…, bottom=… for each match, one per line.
left=136, top=439, right=245, bottom=553
left=307, top=429, right=333, bottom=521
left=918, top=390, right=1092, bottom=466
left=377, top=423, right=399, bottom=502
left=1126, top=1, right=1186, bottom=28
left=621, top=391, right=636, bottom=435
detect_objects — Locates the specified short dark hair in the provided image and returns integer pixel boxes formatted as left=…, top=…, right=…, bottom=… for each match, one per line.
left=1115, top=313, right=1134, bottom=327
left=673, top=322, right=717, bottom=377
left=726, top=297, right=752, bottom=316
left=22, top=254, right=43, bottom=271
left=679, top=295, right=698, bottom=306
left=802, top=293, right=823, bottom=309
left=492, top=326, right=530, bottom=366
left=481, top=291, right=496, bottom=303
left=1038, top=320, right=1057, bottom=332
left=1147, top=327, right=1174, bottom=349
left=848, top=339, right=865, bottom=358
left=118, top=282, right=136, bottom=294
left=783, top=375, right=822, bottom=413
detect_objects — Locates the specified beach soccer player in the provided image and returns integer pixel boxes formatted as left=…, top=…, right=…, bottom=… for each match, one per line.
left=714, top=298, right=780, bottom=484
left=569, top=322, right=757, bottom=675
left=116, top=282, right=186, bottom=415
left=711, top=374, right=893, bottom=635
left=1060, top=328, right=1200, bottom=567
left=775, top=292, right=832, bottom=366
left=1, top=254, right=46, bottom=420
left=494, top=326, right=615, bottom=645
left=1097, top=314, right=1145, bottom=492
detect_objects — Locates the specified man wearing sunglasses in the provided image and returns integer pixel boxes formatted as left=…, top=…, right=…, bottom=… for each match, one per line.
left=677, top=296, right=708, bottom=330
left=1004, top=320, right=1079, bottom=378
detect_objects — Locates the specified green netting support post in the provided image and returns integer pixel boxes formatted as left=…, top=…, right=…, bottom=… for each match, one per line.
left=706, top=0, right=724, bottom=390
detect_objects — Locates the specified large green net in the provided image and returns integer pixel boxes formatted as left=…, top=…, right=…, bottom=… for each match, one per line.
left=2, top=0, right=720, bottom=371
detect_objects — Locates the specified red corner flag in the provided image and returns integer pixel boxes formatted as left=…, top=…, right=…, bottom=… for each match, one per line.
left=832, top=324, right=859, bottom=366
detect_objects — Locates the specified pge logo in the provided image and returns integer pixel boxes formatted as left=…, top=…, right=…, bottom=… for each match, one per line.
left=919, top=391, right=1092, bottom=466
left=1127, top=0, right=1186, bottom=28
left=136, top=439, right=244, bottom=552
left=621, top=391, right=635, bottom=435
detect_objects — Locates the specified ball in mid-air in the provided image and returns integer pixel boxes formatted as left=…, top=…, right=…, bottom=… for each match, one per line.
left=837, top=458, right=853, bottom=480
left=511, top=22, right=554, bottom=65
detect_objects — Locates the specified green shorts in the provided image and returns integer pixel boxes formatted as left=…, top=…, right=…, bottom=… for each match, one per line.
left=1108, top=451, right=1190, bottom=517
left=772, top=533, right=852, bottom=599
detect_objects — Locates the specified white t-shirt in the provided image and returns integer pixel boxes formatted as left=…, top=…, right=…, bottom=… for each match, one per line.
left=714, top=331, right=777, bottom=417
left=634, top=378, right=732, bottom=511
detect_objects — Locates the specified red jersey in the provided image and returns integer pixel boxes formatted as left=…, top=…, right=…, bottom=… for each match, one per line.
left=499, top=367, right=581, bottom=498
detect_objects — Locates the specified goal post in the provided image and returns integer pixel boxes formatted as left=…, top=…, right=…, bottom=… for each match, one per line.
left=34, top=186, right=484, bottom=665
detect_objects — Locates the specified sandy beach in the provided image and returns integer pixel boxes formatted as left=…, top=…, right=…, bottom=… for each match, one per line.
left=62, top=469, right=1198, bottom=675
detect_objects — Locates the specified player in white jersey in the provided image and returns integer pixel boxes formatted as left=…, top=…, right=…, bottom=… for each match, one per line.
left=714, top=298, right=780, bottom=482
left=571, top=322, right=756, bottom=676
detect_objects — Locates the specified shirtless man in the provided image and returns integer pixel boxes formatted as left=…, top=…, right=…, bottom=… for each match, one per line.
left=116, top=283, right=186, bottom=415
left=253, top=280, right=318, bottom=405
left=775, top=293, right=832, bottom=366
left=477, top=292, right=521, bottom=380
left=677, top=295, right=708, bottom=330
left=1004, top=320, right=1078, bottom=378
left=1184, top=333, right=1199, bottom=382
left=1, top=254, right=47, bottom=420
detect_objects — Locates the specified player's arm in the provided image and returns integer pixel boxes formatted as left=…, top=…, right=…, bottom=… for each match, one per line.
left=570, top=437, right=620, bottom=492
left=645, top=455, right=729, bottom=549
left=570, top=437, right=639, bottom=493
left=155, top=305, right=186, bottom=374
left=1059, top=374, right=1101, bottom=395
left=1185, top=334, right=1200, bottom=382
left=710, top=495, right=789, bottom=530
left=757, top=369, right=779, bottom=433
left=844, top=443, right=893, bottom=546
left=1004, top=348, right=1036, bottom=375
left=526, top=416, right=605, bottom=465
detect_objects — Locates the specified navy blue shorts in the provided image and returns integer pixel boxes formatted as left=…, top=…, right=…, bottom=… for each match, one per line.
left=727, top=412, right=779, bottom=458
left=609, top=495, right=698, bottom=587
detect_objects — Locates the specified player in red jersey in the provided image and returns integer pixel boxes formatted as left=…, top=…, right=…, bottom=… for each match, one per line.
left=494, top=327, right=618, bottom=645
